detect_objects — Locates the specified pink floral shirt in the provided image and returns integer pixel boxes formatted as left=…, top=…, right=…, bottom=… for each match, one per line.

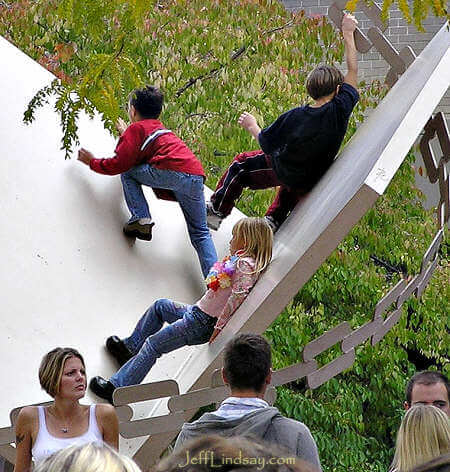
left=196, top=257, right=258, bottom=331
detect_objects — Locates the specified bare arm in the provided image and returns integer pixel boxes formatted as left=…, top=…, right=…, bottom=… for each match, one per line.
left=238, top=112, right=261, bottom=141
left=116, top=118, right=128, bottom=135
left=13, top=408, right=34, bottom=472
left=342, top=13, right=358, bottom=89
left=97, top=404, right=119, bottom=450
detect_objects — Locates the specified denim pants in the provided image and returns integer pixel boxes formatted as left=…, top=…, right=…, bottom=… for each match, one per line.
left=109, top=298, right=217, bottom=388
left=121, top=164, right=217, bottom=277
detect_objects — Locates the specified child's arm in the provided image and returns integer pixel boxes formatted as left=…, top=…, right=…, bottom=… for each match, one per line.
left=116, top=118, right=128, bottom=135
left=77, top=119, right=129, bottom=166
left=209, top=260, right=258, bottom=343
left=238, top=112, right=261, bottom=141
left=342, top=13, right=358, bottom=90
left=77, top=123, right=143, bottom=175
left=78, top=148, right=95, bottom=165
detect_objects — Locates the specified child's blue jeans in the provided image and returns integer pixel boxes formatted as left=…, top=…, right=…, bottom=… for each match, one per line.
left=109, top=298, right=216, bottom=388
left=121, top=163, right=217, bottom=277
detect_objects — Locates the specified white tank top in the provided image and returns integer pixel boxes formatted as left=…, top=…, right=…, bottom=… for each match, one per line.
left=32, top=405, right=103, bottom=464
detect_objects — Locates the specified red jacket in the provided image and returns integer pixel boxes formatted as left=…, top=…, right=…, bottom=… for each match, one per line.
left=89, top=119, right=205, bottom=200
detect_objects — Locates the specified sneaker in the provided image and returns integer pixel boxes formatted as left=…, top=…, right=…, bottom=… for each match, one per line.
left=123, top=218, right=155, bottom=241
left=264, top=215, right=280, bottom=233
left=206, top=202, right=224, bottom=231
left=106, top=336, right=134, bottom=367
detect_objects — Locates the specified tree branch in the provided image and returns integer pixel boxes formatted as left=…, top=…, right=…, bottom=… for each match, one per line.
left=98, top=40, right=124, bottom=80
left=175, top=18, right=296, bottom=98
left=263, top=19, right=294, bottom=35
left=175, top=46, right=246, bottom=97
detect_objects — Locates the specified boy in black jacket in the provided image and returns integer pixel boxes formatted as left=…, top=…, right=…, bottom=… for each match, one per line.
left=207, top=13, right=359, bottom=232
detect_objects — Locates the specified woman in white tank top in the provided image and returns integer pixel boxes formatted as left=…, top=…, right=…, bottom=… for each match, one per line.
left=14, top=348, right=118, bottom=472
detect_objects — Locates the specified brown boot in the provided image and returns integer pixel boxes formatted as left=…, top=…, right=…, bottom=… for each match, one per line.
left=123, top=218, right=155, bottom=241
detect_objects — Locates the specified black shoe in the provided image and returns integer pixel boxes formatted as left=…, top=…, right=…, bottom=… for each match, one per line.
left=123, top=218, right=155, bottom=241
left=89, top=376, right=115, bottom=404
left=106, top=336, right=134, bottom=367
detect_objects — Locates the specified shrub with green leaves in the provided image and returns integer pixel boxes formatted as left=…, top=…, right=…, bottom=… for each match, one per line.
left=267, top=151, right=449, bottom=471
left=0, top=0, right=381, bottom=163
left=1, top=1, right=448, bottom=471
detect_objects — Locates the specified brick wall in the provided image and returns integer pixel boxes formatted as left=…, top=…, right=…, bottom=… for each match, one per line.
left=281, top=0, right=449, bottom=116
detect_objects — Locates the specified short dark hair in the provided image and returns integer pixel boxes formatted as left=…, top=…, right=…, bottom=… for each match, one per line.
left=223, top=334, right=271, bottom=393
left=306, top=65, right=344, bottom=100
left=406, top=371, right=450, bottom=405
left=129, top=85, right=164, bottom=119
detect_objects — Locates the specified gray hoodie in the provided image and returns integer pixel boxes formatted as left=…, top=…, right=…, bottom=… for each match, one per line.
left=174, top=406, right=321, bottom=470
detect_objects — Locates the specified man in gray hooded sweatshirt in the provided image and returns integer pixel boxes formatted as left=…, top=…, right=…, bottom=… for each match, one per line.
left=174, top=333, right=322, bottom=470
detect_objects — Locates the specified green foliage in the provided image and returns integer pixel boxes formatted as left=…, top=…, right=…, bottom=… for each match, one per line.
left=266, top=152, right=449, bottom=471
left=2, top=0, right=381, bottom=159
left=344, top=0, right=449, bottom=32
left=1, top=1, right=448, bottom=471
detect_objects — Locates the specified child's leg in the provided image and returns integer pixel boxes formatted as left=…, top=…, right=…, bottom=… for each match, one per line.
left=265, top=186, right=305, bottom=227
left=121, top=167, right=152, bottom=221
left=122, top=298, right=188, bottom=354
left=210, top=151, right=281, bottom=217
left=109, top=306, right=216, bottom=387
left=174, top=177, right=217, bottom=277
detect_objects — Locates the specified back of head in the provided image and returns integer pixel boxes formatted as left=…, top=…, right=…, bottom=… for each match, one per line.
left=39, top=347, right=85, bottom=398
left=306, top=65, right=343, bottom=100
left=223, top=334, right=271, bottom=393
left=34, top=443, right=142, bottom=472
left=155, top=435, right=316, bottom=472
left=129, top=85, right=164, bottom=119
left=406, top=371, right=450, bottom=407
left=233, top=217, right=273, bottom=273
left=391, top=405, right=450, bottom=472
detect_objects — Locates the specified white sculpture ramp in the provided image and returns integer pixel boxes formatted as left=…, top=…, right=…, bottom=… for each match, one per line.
left=167, top=22, right=450, bottom=392
left=0, top=35, right=243, bottom=448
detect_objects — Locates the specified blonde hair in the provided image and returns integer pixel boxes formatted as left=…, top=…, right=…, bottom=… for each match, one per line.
left=34, top=443, right=141, bottom=472
left=232, top=217, right=273, bottom=274
left=39, top=347, right=85, bottom=398
left=391, top=405, right=450, bottom=472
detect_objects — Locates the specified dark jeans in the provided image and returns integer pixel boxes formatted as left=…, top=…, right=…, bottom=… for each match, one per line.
left=210, top=150, right=305, bottom=225
left=110, top=299, right=216, bottom=387
left=121, top=164, right=217, bottom=277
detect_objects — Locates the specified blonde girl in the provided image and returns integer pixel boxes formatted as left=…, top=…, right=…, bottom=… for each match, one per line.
left=34, top=443, right=141, bottom=472
left=89, top=217, right=273, bottom=403
left=14, top=348, right=118, bottom=472
left=390, top=405, right=450, bottom=472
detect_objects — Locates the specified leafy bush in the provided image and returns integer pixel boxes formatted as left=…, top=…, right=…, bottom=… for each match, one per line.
left=267, top=152, right=449, bottom=471
left=0, top=0, right=381, bottom=162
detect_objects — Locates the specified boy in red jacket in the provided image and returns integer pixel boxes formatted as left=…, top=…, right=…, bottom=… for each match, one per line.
left=78, top=86, right=217, bottom=277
